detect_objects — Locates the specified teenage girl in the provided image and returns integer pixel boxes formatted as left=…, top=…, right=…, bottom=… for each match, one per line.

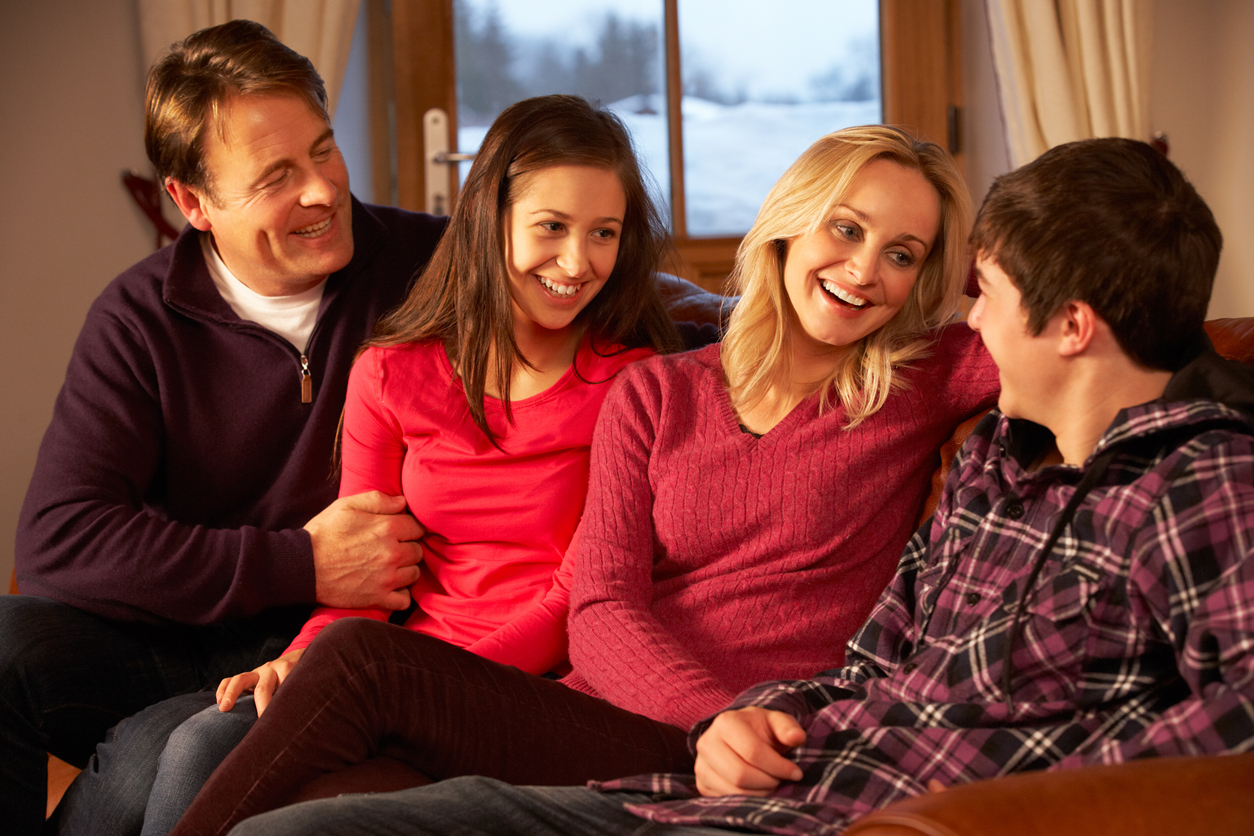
left=139, top=93, right=680, bottom=836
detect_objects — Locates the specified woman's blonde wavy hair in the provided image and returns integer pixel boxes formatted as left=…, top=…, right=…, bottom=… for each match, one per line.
left=721, top=125, right=973, bottom=429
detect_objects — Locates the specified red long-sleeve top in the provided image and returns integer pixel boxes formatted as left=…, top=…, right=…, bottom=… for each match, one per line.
left=285, top=336, right=652, bottom=676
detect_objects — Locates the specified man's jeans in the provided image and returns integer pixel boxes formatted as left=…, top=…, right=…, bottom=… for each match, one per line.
left=231, top=776, right=729, bottom=836
left=0, top=595, right=301, bottom=836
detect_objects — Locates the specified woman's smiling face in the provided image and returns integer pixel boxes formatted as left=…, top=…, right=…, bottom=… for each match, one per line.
left=502, top=164, right=626, bottom=340
left=782, top=158, right=941, bottom=361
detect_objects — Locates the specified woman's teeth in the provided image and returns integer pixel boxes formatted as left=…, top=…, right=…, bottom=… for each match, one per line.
left=821, top=279, right=868, bottom=308
left=538, top=276, right=579, bottom=298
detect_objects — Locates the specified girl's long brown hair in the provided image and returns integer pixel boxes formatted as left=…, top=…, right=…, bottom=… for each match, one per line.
left=369, top=95, right=680, bottom=442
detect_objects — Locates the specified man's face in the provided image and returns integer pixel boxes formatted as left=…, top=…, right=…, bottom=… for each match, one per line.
left=192, top=92, right=353, bottom=296
left=968, top=253, right=1057, bottom=422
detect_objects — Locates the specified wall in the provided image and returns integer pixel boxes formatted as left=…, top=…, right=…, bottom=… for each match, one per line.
left=959, top=0, right=1014, bottom=210
left=1, top=0, right=153, bottom=591
left=1150, top=0, right=1254, bottom=320
left=3, top=1, right=1252, bottom=591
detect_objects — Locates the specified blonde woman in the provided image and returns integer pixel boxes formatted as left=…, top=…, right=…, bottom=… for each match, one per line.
left=171, top=125, right=998, bottom=836
left=563, top=124, right=997, bottom=728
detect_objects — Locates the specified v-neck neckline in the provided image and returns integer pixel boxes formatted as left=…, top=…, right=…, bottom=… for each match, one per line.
left=710, top=345, right=828, bottom=445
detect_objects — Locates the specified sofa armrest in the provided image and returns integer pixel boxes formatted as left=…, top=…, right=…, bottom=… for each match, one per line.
left=844, top=752, right=1254, bottom=836
left=916, top=411, right=987, bottom=525
left=657, top=272, right=734, bottom=328
left=1205, top=318, right=1254, bottom=366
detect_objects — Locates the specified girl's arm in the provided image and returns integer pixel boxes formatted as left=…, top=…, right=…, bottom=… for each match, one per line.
left=451, top=344, right=657, bottom=676
left=462, top=559, right=572, bottom=675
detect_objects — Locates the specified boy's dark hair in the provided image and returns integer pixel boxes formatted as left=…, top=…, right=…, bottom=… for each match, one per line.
left=145, top=19, right=328, bottom=198
left=971, top=137, right=1221, bottom=371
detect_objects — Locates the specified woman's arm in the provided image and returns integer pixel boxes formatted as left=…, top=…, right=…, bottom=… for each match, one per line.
left=567, top=366, right=739, bottom=729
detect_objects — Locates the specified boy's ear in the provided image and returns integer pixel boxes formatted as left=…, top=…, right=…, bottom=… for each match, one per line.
left=164, top=178, right=213, bottom=232
left=1057, top=300, right=1097, bottom=357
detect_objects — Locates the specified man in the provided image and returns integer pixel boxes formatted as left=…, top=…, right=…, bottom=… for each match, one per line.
left=231, top=138, right=1254, bottom=835
left=0, top=20, right=445, bottom=834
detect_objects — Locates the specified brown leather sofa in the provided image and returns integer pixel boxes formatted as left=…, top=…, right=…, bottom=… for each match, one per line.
left=843, top=750, right=1254, bottom=836
left=18, top=278, right=1254, bottom=828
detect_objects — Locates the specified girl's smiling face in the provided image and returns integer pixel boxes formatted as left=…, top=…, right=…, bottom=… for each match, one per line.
left=503, top=164, right=626, bottom=341
left=782, top=158, right=941, bottom=363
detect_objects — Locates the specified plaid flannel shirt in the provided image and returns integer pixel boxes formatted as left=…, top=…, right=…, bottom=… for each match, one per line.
left=602, top=398, right=1254, bottom=835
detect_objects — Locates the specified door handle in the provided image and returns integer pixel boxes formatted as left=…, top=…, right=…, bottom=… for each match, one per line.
left=423, top=108, right=476, bottom=215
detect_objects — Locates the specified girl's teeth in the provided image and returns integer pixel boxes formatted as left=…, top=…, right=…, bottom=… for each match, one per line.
left=539, top=277, right=578, bottom=297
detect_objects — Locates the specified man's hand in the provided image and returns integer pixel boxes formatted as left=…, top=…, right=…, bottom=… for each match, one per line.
left=217, top=648, right=305, bottom=716
left=306, top=491, right=425, bottom=610
left=694, top=706, right=806, bottom=797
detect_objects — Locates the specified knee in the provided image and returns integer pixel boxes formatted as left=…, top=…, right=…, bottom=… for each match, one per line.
left=51, top=697, right=218, bottom=833
left=0, top=595, right=59, bottom=665
left=109, top=693, right=219, bottom=765
left=296, top=620, right=459, bottom=696
left=229, top=798, right=360, bottom=836
left=312, top=617, right=394, bottom=652
left=160, top=698, right=258, bottom=775
left=302, top=618, right=421, bottom=672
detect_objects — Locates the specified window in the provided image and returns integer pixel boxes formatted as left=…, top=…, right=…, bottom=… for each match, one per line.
left=366, top=0, right=959, bottom=291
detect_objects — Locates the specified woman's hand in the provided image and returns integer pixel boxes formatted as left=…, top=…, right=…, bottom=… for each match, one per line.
left=216, top=647, right=305, bottom=716
left=694, top=706, right=805, bottom=797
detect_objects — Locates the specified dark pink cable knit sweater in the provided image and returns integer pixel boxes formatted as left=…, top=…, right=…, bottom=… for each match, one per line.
left=562, top=325, right=999, bottom=729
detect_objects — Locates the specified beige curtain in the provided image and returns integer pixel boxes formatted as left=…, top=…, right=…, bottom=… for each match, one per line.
left=137, top=0, right=361, bottom=116
left=985, top=0, right=1152, bottom=166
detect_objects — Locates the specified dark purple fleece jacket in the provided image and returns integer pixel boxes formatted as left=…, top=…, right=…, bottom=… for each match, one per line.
left=15, top=199, right=446, bottom=625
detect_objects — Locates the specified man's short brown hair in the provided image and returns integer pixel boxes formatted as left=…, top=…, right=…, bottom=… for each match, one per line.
left=144, top=19, right=328, bottom=197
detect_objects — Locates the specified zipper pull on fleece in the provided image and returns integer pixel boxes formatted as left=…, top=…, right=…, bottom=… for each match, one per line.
left=300, top=354, right=313, bottom=404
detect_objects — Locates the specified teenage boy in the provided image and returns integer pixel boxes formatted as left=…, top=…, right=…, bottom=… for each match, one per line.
left=229, top=137, right=1254, bottom=836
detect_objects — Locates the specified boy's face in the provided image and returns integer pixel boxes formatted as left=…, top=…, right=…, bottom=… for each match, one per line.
left=968, top=253, right=1059, bottom=423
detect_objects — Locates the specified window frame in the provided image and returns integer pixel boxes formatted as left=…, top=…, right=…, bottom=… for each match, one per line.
left=376, top=0, right=961, bottom=292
